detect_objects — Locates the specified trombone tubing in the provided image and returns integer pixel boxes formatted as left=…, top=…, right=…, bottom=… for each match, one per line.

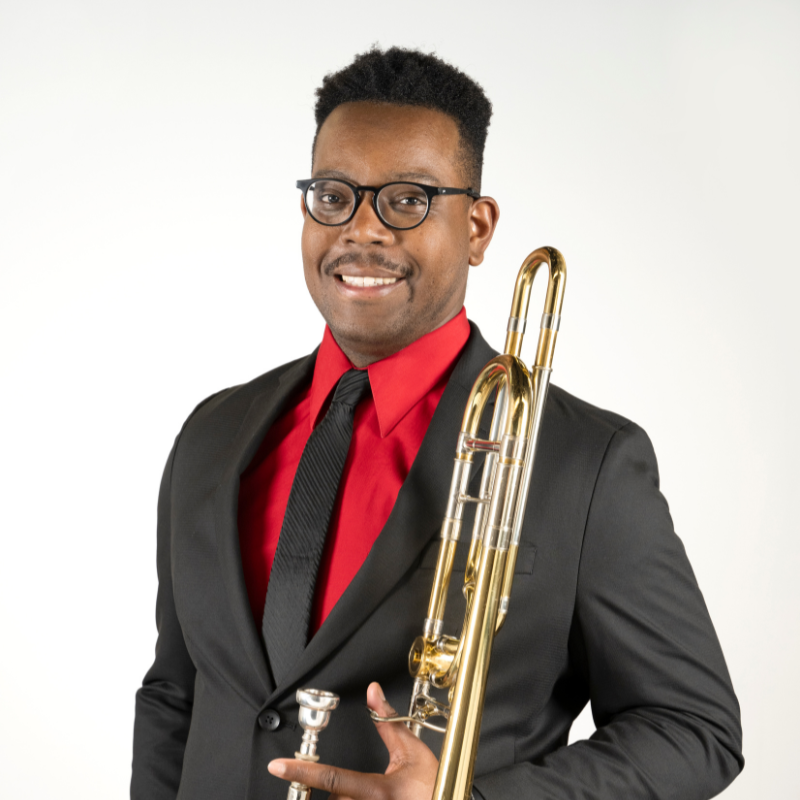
left=431, top=356, right=533, bottom=800
left=504, top=246, right=567, bottom=368
left=424, top=354, right=532, bottom=640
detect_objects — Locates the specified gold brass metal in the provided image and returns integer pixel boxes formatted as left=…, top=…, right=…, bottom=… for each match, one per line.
left=371, top=246, right=567, bottom=800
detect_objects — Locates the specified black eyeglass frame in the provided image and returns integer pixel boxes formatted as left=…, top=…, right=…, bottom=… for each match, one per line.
left=296, top=178, right=480, bottom=230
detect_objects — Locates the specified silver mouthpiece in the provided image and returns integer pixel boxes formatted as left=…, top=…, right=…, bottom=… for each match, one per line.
left=286, top=688, right=340, bottom=800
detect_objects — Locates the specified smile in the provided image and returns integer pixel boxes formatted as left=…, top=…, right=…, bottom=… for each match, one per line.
left=338, top=275, right=400, bottom=287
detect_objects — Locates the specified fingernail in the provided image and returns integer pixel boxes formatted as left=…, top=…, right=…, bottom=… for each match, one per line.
left=268, top=760, right=286, bottom=777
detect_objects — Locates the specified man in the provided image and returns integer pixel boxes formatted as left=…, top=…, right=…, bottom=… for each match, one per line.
left=132, top=47, right=743, bottom=799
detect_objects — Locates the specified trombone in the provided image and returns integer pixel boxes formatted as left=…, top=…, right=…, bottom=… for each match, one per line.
left=372, top=246, right=566, bottom=800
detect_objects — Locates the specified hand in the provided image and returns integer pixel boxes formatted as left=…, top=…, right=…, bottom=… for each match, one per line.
left=268, top=681, right=439, bottom=800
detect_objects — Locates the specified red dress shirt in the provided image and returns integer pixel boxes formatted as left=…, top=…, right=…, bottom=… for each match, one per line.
left=238, top=308, right=470, bottom=635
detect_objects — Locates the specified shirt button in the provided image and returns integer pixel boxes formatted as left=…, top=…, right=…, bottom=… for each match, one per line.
left=258, top=708, right=282, bottom=731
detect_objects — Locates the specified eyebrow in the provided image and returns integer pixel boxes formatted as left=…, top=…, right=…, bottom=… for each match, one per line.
left=394, top=171, right=440, bottom=183
left=312, top=169, right=442, bottom=185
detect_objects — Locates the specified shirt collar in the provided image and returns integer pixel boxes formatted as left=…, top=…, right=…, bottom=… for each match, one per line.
left=309, top=307, right=471, bottom=437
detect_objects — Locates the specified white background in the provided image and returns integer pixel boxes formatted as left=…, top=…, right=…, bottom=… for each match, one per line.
left=1, top=1, right=798, bottom=797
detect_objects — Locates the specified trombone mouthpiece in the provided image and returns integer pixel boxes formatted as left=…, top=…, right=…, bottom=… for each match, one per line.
left=286, top=688, right=340, bottom=800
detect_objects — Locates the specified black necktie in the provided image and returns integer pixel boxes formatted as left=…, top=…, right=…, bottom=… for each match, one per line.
left=262, top=368, right=371, bottom=684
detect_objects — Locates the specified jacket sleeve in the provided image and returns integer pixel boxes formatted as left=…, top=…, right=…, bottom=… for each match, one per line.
left=472, top=422, right=744, bottom=800
left=131, top=436, right=197, bottom=800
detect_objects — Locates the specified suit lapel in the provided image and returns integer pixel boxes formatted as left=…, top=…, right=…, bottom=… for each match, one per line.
left=268, top=325, right=496, bottom=700
left=214, top=351, right=318, bottom=696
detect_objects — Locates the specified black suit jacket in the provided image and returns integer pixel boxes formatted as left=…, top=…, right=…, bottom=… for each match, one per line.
left=132, top=324, right=743, bottom=799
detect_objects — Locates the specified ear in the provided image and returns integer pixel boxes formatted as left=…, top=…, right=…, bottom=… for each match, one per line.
left=467, top=196, right=500, bottom=266
left=300, top=194, right=308, bottom=217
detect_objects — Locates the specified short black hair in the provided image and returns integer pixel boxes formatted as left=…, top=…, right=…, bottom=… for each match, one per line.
left=313, top=46, right=492, bottom=192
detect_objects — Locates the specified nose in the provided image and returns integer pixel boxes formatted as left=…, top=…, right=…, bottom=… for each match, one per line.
left=342, top=191, right=394, bottom=245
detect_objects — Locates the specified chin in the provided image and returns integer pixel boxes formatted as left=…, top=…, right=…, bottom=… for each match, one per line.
left=330, top=316, right=409, bottom=356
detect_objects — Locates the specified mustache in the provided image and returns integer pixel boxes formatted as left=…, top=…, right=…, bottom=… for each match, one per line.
left=323, top=252, right=409, bottom=277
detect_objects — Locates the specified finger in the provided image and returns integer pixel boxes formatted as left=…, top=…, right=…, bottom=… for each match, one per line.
left=367, top=681, right=396, bottom=716
left=268, top=758, right=377, bottom=800
left=367, top=681, right=423, bottom=755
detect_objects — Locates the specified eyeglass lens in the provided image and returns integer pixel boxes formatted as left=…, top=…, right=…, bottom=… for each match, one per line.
left=304, top=180, right=429, bottom=229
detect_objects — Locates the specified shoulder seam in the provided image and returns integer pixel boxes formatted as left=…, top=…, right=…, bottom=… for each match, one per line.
left=166, top=387, right=233, bottom=488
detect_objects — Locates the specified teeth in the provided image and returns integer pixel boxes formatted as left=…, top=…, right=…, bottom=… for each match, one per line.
left=340, top=275, right=399, bottom=287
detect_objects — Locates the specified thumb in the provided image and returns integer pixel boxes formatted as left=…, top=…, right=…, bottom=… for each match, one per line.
left=367, top=681, right=396, bottom=717
left=367, top=682, right=415, bottom=754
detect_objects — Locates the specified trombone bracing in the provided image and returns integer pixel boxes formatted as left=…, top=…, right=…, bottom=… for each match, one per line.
left=372, top=246, right=567, bottom=800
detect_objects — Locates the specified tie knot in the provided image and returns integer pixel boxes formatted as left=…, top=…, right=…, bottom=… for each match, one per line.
left=332, top=369, right=371, bottom=409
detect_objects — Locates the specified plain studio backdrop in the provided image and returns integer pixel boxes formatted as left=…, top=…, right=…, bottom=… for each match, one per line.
left=1, top=0, right=798, bottom=797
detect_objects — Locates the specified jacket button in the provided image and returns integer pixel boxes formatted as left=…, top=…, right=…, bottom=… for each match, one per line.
left=258, top=708, right=282, bottom=731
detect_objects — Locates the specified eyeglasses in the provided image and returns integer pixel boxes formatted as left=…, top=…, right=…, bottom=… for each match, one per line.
left=296, top=178, right=479, bottom=231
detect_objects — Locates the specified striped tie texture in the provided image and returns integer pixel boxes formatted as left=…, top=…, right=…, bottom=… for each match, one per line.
left=261, top=368, right=371, bottom=684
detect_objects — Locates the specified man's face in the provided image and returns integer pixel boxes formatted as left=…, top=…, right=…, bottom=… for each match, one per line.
left=301, top=102, right=498, bottom=366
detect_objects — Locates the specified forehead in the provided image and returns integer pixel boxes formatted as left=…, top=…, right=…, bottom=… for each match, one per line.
left=313, top=102, right=463, bottom=183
